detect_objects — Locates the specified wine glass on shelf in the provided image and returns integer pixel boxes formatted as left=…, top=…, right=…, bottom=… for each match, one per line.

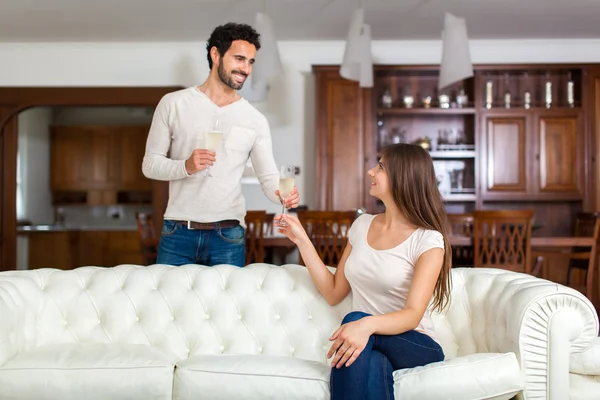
left=204, top=119, right=222, bottom=177
left=278, top=165, right=295, bottom=226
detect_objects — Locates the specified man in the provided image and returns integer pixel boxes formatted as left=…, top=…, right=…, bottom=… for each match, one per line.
left=142, top=22, right=300, bottom=267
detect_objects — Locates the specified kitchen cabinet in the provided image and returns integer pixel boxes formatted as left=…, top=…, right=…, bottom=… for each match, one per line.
left=50, top=125, right=152, bottom=205
left=313, top=64, right=596, bottom=237
left=26, top=230, right=143, bottom=269
left=481, top=110, right=583, bottom=201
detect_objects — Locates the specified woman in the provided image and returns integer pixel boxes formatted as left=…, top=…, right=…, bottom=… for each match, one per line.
left=275, top=143, right=452, bottom=399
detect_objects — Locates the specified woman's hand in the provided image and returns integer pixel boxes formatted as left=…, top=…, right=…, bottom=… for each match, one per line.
left=327, top=319, right=373, bottom=368
left=274, top=213, right=309, bottom=245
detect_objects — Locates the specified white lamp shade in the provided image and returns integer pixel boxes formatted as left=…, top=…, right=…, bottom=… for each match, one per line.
left=238, top=12, right=282, bottom=102
left=438, top=12, right=474, bottom=90
left=252, top=12, right=282, bottom=87
left=340, top=8, right=373, bottom=88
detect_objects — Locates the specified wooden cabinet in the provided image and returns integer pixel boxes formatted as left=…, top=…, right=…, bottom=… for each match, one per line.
left=27, top=231, right=79, bottom=270
left=315, top=69, right=371, bottom=211
left=78, top=231, right=109, bottom=266
left=50, top=125, right=151, bottom=204
left=313, top=64, right=597, bottom=236
left=27, top=230, right=142, bottom=269
left=78, top=230, right=143, bottom=266
left=537, top=112, right=582, bottom=196
left=88, top=129, right=118, bottom=190
left=117, top=127, right=153, bottom=191
left=482, top=115, right=527, bottom=196
left=481, top=110, right=583, bottom=201
left=50, top=128, right=90, bottom=191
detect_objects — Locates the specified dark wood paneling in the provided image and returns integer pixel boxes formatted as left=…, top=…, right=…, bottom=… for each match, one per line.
left=314, top=67, right=369, bottom=211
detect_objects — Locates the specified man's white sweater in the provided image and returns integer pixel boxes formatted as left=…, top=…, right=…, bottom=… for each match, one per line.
left=142, top=86, right=280, bottom=225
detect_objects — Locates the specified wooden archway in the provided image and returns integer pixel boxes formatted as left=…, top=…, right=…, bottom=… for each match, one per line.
left=0, top=86, right=181, bottom=271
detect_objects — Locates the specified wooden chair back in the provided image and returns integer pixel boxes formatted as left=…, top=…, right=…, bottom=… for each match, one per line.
left=473, top=209, right=535, bottom=273
left=245, top=210, right=270, bottom=265
left=296, top=210, right=357, bottom=267
left=447, top=213, right=474, bottom=267
left=135, top=212, right=159, bottom=266
left=567, top=212, right=600, bottom=301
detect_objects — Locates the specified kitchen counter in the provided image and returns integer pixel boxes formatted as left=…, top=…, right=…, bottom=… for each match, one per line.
left=20, top=226, right=143, bottom=269
left=17, top=224, right=137, bottom=232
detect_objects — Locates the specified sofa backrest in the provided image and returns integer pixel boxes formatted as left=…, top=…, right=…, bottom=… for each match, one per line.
left=0, top=263, right=537, bottom=363
left=0, top=264, right=352, bottom=363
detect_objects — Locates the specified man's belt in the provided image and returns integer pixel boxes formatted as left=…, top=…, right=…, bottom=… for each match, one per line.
left=184, top=219, right=240, bottom=230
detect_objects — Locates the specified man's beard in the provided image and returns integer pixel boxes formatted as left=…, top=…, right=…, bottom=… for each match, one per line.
left=218, top=63, right=247, bottom=90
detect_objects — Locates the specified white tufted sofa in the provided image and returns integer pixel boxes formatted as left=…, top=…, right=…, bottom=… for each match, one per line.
left=0, top=264, right=598, bottom=400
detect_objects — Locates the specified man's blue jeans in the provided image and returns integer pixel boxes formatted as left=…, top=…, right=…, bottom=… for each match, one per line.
left=330, top=311, right=444, bottom=400
left=156, top=220, right=245, bottom=267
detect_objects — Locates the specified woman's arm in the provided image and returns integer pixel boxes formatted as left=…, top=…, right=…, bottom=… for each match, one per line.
left=362, top=247, right=444, bottom=335
left=276, top=213, right=351, bottom=305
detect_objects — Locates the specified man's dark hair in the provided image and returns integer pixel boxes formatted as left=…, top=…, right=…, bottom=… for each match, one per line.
left=206, top=23, right=261, bottom=69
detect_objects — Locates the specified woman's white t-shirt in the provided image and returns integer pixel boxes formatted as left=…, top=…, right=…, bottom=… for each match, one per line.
left=343, top=214, right=445, bottom=340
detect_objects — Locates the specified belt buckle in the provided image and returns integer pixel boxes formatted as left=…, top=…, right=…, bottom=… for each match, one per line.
left=187, top=221, right=195, bottom=230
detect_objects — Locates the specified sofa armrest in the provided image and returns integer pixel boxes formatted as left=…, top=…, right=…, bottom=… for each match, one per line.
left=0, top=276, right=37, bottom=366
left=571, top=337, right=600, bottom=376
left=475, top=271, right=599, bottom=400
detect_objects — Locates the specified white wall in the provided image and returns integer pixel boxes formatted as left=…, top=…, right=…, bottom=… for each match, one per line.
left=16, top=107, right=53, bottom=270
left=17, top=107, right=54, bottom=224
left=2, top=39, right=600, bottom=213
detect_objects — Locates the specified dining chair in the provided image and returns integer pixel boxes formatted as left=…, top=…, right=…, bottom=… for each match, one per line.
left=446, top=213, right=474, bottom=267
left=245, top=210, right=271, bottom=265
left=472, top=209, right=535, bottom=274
left=295, top=210, right=358, bottom=267
left=135, top=212, right=159, bottom=266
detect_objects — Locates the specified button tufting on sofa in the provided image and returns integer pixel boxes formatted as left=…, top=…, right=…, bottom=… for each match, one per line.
left=0, top=263, right=597, bottom=400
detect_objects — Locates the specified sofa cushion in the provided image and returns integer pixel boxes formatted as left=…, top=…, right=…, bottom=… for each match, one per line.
left=570, top=337, right=600, bottom=375
left=0, top=343, right=178, bottom=400
left=393, top=352, right=523, bottom=400
left=570, top=373, right=600, bottom=400
left=174, top=354, right=330, bottom=400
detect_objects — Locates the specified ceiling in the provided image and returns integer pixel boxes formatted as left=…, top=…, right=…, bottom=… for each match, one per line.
left=1, top=0, right=599, bottom=42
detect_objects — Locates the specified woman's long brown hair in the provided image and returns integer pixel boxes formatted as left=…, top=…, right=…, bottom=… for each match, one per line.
left=381, top=143, right=452, bottom=312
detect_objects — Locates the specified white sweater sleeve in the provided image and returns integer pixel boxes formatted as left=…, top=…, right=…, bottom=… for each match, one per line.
left=142, top=95, right=189, bottom=181
left=250, top=116, right=281, bottom=205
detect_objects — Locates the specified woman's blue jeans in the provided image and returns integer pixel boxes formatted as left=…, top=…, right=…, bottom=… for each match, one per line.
left=329, top=311, right=444, bottom=400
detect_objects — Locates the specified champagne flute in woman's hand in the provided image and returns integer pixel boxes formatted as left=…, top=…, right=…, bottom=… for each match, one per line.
left=278, top=165, right=295, bottom=226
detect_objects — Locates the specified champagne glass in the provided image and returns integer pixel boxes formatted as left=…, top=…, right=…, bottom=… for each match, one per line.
left=278, top=165, right=295, bottom=226
left=204, top=119, right=223, bottom=177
